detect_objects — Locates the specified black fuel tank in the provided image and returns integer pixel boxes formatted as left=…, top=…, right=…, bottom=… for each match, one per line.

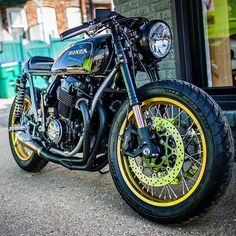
left=51, top=34, right=113, bottom=75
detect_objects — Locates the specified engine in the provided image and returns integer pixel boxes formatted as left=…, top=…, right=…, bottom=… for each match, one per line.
left=45, top=76, right=94, bottom=149
left=47, top=117, right=71, bottom=144
left=58, top=76, right=83, bottom=120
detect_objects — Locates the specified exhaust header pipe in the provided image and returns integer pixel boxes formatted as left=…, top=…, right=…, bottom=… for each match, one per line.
left=16, top=132, right=44, bottom=156
left=15, top=131, right=96, bottom=171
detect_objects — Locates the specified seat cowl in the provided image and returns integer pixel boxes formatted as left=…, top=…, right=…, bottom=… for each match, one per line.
left=23, top=56, right=54, bottom=73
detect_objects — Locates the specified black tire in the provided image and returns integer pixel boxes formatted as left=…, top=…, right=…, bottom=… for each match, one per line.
left=8, top=90, right=48, bottom=172
left=108, top=80, right=234, bottom=223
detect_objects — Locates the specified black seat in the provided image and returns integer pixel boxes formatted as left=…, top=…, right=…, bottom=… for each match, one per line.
left=23, top=56, right=54, bottom=73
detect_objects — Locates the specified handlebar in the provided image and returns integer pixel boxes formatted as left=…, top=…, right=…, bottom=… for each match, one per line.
left=60, top=10, right=148, bottom=41
left=60, top=22, right=98, bottom=41
left=60, top=10, right=118, bottom=41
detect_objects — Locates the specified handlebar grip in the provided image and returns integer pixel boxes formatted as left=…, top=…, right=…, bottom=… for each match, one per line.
left=60, top=24, right=89, bottom=41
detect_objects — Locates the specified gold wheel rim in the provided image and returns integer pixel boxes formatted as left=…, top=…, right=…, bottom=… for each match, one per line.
left=117, top=97, right=207, bottom=207
left=10, top=97, right=33, bottom=161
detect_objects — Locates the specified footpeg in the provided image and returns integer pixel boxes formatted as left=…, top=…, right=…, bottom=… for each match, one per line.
left=9, top=125, right=27, bottom=132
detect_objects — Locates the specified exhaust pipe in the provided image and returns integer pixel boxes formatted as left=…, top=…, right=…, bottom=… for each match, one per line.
left=16, top=131, right=61, bottom=164
left=16, top=132, right=43, bottom=155
left=15, top=131, right=100, bottom=171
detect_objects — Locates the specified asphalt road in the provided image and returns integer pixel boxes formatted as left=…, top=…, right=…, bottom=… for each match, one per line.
left=0, top=99, right=235, bottom=236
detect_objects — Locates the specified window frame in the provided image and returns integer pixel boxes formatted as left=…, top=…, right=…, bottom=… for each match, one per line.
left=36, top=6, right=58, bottom=42
left=66, top=7, right=82, bottom=29
left=6, top=7, right=28, bottom=35
left=173, top=0, right=236, bottom=110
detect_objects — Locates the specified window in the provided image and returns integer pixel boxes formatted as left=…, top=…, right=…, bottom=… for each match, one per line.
left=93, top=6, right=109, bottom=18
left=173, top=0, right=236, bottom=110
left=202, top=0, right=236, bottom=87
left=6, top=8, right=28, bottom=40
left=37, top=7, right=58, bottom=43
left=66, top=7, right=82, bottom=29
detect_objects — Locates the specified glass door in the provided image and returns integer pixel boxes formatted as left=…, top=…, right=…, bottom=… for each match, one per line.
left=202, top=0, right=236, bottom=87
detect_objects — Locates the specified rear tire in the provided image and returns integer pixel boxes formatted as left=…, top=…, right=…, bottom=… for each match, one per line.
left=108, top=80, right=234, bottom=223
left=8, top=91, right=48, bottom=172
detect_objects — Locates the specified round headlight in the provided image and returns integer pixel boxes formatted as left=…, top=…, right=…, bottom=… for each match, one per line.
left=149, top=22, right=171, bottom=59
left=137, top=20, right=172, bottom=61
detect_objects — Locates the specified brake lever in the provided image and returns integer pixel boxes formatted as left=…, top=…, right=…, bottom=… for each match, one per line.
left=87, top=22, right=104, bottom=37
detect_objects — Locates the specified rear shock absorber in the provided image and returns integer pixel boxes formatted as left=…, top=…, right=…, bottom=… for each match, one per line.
left=14, top=74, right=27, bottom=122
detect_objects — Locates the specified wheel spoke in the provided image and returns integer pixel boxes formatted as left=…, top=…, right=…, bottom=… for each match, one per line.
left=167, top=185, right=178, bottom=199
left=148, top=107, right=155, bottom=118
left=171, top=108, right=184, bottom=124
left=155, top=104, right=162, bottom=117
left=181, top=122, right=195, bottom=140
left=22, top=105, right=30, bottom=116
left=186, top=153, right=203, bottom=166
left=181, top=114, right=190, bottom=124
left=163, top=105, right=170, bottom=118
left=159, top=186, right=166, bottom=198
left=119, top=98, right=206, bottom=206
left=181, top=170, right=190, bottom=194
left=151, top=186, right=154, bottom=197
left=171, top=105, right=174, bottom=119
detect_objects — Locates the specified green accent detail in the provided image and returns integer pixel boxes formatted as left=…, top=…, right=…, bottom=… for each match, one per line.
left=167, top=118, right=180, bottom=126
left=171, top=165, right=199, bottom=184
left=82, top=58, right=93, bottom=72
left=129, top=117, right=185, bottom=187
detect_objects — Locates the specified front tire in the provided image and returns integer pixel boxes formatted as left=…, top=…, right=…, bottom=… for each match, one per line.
left=108, top=80, right=234, bottom=223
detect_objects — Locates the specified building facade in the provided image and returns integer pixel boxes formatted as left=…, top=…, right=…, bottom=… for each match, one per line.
left=0, top=0, right=112, bottom=43
left=114, top=0, right=236, bottom=149
left=114, top=0, right=236, bottom=112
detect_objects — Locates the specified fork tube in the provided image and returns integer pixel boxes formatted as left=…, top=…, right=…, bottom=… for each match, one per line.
left=113, top=30, right=145, bottom=128
left=133, top=105, right=145, bottom=129
left=113, top=31, right=139, bottom=106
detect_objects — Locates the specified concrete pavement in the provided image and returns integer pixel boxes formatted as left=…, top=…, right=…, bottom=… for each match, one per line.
left=0, top=98, right=235, bottom=235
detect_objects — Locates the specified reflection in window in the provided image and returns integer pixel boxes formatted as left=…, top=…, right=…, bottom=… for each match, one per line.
left=202, top=0, right=235, bottom=87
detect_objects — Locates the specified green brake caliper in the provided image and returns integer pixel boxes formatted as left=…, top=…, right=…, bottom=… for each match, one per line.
left=129, top=117, right=185, bottom=187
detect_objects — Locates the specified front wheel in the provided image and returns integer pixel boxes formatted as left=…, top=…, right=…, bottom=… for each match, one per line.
left=108, top=80, right=234, bottom=223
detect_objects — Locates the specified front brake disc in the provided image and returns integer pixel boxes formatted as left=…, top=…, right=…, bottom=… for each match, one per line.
left=128, top=117, right=185, bottom=187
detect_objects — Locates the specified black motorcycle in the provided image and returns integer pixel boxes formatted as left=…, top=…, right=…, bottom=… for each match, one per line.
left=8, top=10, right=234, bottom=223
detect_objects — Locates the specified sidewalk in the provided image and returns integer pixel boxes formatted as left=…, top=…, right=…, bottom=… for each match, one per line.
left=0, top=98, right=14, bottom=110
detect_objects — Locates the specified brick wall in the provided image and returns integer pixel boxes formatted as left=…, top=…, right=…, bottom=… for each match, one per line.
left=0, top=0, right=111, bottom=39
left=24, top=0, right=81, bottom=34
left=113, top=0, right=176, bottom=83
left=0, top=0, right=80, bottom=35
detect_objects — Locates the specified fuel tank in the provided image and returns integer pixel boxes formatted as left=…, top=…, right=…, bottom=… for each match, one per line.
left=51, top=34, right=113, bottom=75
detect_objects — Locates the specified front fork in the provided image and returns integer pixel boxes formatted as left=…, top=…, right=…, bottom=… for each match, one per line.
left=113, top=31, right=160, bottom=157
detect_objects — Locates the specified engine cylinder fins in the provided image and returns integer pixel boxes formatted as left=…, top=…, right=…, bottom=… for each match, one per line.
left=57, top=85, right=80, bottom=120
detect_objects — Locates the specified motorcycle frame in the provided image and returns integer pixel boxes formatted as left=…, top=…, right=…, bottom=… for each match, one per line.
left=18, top=20, right=161, bottom=171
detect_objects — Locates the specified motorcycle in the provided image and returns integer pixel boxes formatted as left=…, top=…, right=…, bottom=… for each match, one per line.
left=8, top=9, right=234, bottom=223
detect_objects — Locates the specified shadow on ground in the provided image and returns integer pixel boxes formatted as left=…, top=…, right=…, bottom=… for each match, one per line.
left=0, top=99, right=235, bottom=235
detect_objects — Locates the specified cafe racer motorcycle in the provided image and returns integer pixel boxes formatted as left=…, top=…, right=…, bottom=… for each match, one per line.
left=8, top=10, right=234, bottom=223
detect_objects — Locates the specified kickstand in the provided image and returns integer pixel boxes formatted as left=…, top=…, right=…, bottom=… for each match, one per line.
left=99, top=165, right=110, bottom=175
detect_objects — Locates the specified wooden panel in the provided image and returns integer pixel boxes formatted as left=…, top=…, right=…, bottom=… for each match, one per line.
left=210, top=38, right=233, bottom=86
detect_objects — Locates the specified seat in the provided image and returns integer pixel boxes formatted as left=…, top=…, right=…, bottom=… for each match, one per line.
left=23, top=56, right=54, bottom=73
